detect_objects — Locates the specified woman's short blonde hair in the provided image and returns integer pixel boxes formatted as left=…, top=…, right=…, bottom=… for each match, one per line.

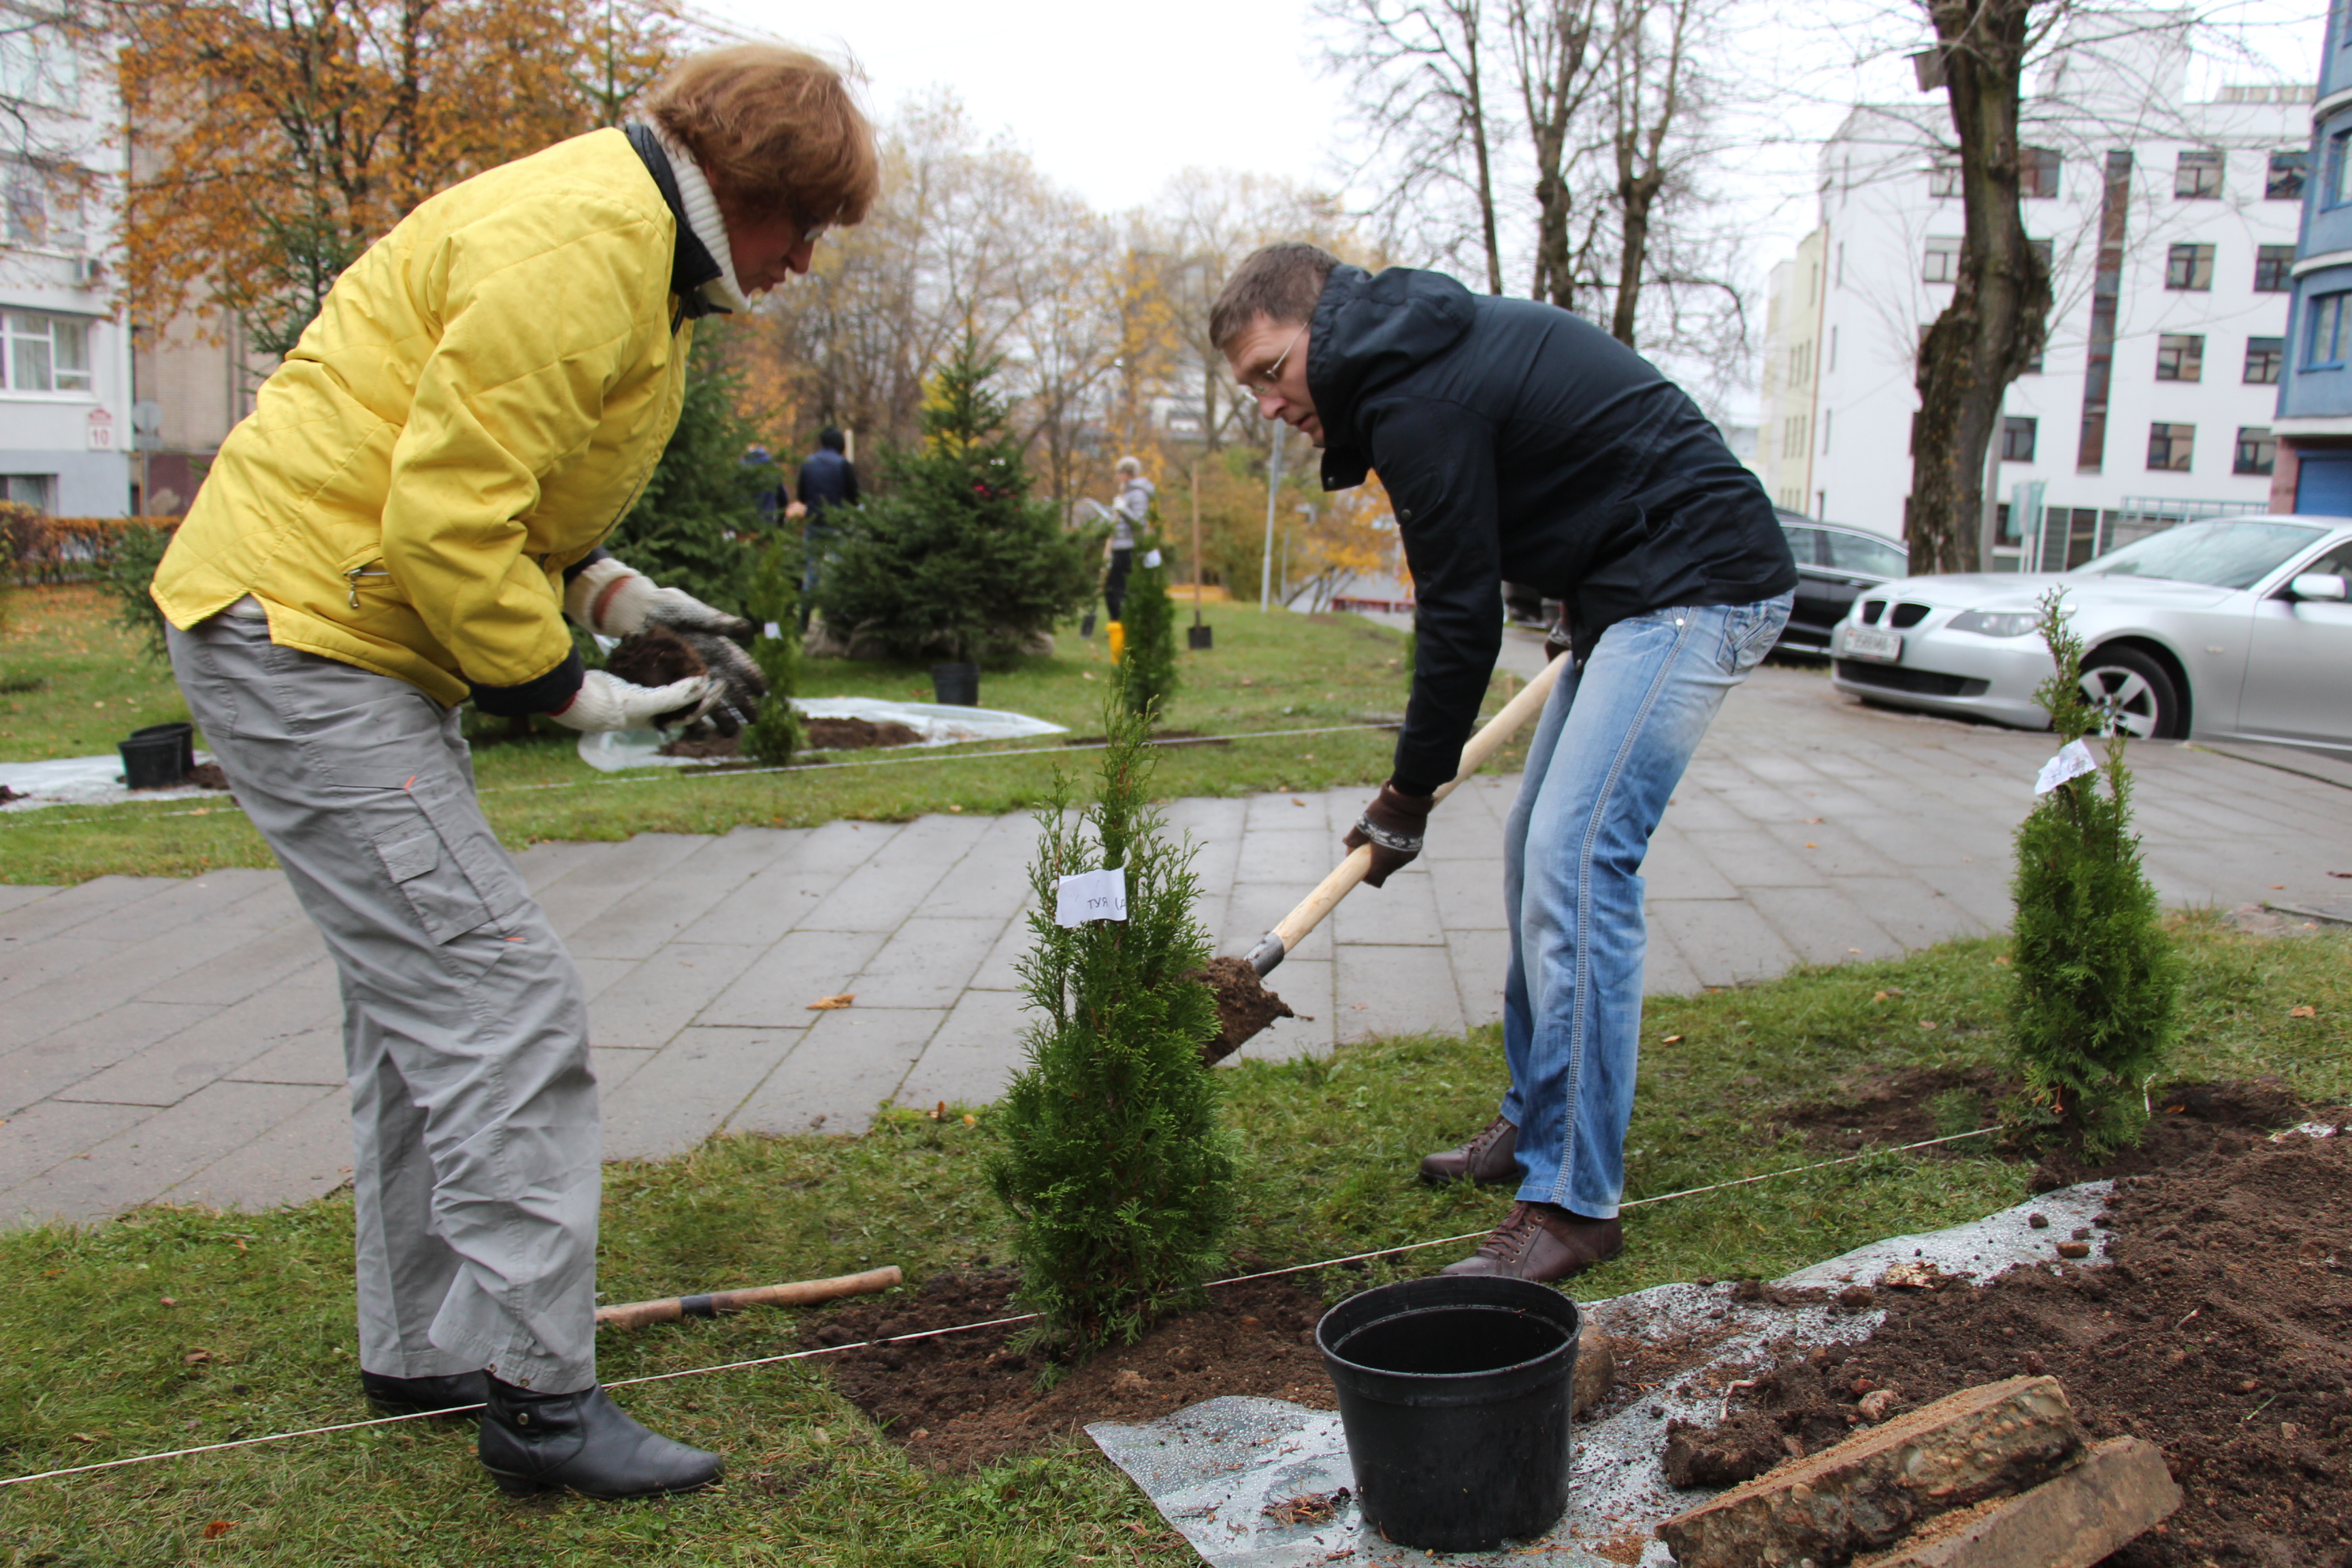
left=1116, top=455, right=1143, bottom=476
left=644, top=45, right=880, bottom=228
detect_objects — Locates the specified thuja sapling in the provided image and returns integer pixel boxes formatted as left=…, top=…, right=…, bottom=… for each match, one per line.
left=986, top=681, right=1236, bottom=1356
left=2008, top=588, right=2180, bottom=1150
left=1119, top=536, right=1179, bottom=719
left=740, top=533, right=805, bottom=766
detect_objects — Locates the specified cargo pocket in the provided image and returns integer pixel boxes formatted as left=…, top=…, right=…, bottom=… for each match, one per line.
left=360, top=782, right=525, bottom=945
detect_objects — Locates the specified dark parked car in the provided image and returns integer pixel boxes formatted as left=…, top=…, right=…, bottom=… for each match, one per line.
left=1775, top=510, right=1910, bottom=654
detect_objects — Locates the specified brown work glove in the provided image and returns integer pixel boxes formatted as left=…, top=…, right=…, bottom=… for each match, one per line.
left=1545, top=608, right=1574, bottom=664
left=1344, top=781, right=1437, bottom=889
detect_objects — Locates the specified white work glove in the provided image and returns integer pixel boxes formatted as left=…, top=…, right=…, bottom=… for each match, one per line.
left=566, top=557, right=754, bottom=640
left=544, top=669, right=724, bottom=734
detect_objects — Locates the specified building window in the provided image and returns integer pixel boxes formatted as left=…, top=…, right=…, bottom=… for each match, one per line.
left=2146, top=423, right=2195, bottom=472
left=2001, top=416, right=2038, bottom=461
left=1923, top=235, right=1961, bottom=284
left=1821, top=408, right=1832, bottom=453
left=2155, top=333, right=2204, bottom=381
left=1782, top=415, right=1809, bottom=459
left=2164, top=242, right=2215, bottom=291
left=2308, top=291, right=2351, bottom=368
left=2022, top=146, right=2061, bottom=198
left=2244, top=336, right=2285, bottom=383
left=2234, top=426, right=2277, bottom=476
left=1, top=310, right=93, bottom=393
left=2268, top=148, right=2309, bottom=199
left=2254, top=244, right=2296, bottom=292
left=1, top=474, right=54, bottom=510
left=0, top=28, right=81, bottom=111
left=1929, top=156, right=1961, bottom=197
left=2332, top=130, right=2352, bottom=207
left=2175, top=148, right=2223, bottom=198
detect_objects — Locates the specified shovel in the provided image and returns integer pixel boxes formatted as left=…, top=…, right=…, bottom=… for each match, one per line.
left=1196, top=650, right=1569, bottom=1062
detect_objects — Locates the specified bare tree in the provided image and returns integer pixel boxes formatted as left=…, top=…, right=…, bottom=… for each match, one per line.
left=1318, top=0, right=1506, bottom=293
left=1504, top=0, right=1603, bottom=308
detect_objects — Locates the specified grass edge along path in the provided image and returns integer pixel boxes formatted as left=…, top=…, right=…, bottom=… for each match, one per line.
left=1, top=917, right=2342, bottom=1565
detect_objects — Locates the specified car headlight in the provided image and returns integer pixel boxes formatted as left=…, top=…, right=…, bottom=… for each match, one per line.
left=1946, top=609, right=2040, bottom=637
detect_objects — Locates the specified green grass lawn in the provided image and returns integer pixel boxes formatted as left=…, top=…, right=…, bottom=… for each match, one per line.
left=1, top=587, right=1507, bottom=885
left=2, top=916, right=2342, bottom=1565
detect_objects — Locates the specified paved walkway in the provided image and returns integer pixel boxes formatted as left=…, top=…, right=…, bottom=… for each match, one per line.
left=4, top=662, right=2348, bottom=1226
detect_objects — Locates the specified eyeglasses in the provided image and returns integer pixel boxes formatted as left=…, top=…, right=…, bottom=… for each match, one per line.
left=1242, top=322, right=1308, bottom=398
left=793, top=208, right=830, bottom=246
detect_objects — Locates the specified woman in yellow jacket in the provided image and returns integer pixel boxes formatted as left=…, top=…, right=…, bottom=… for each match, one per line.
left=152, top=46, right=877, bottom=1501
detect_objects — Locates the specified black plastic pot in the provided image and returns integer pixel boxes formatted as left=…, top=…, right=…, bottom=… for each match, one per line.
left=930, top=662, right=980, bottom=706
left=1187, top=624, right=1214, bottom=651
left=1317, top=1275, right=1580, bottom=1552
left=120, top=722, right=193, bottom=790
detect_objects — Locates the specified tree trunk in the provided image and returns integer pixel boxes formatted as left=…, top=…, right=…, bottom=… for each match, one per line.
left=1460, top=2, right=1505, bottom=296
left=1906, top=0, right=2051, bottom=575
left=1610, top=167, right=1659, bottom=346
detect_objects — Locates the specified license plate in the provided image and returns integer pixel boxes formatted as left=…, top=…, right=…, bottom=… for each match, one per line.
left=1842, top=625, right=1902, bottom=663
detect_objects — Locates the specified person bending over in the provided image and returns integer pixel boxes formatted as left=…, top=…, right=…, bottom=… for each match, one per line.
left=1211, top=242, right=1795, bottom=1284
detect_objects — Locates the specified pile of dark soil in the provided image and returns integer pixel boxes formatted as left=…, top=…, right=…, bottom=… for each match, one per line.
left=184, top=762, right=231, bottom=791
left=1190, top=955, right=1298, bottom=1064
left=803, top=1266, right=1340, bottom=1472
left=1662, top=1124, right=2352, bottom=1567
left=604, top=624, right=705, bottom=688
left=659, top=717, right=924, bottom=761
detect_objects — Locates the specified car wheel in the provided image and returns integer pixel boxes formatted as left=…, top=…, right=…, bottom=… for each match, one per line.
left=2077, top=647, right=2181, bottom=739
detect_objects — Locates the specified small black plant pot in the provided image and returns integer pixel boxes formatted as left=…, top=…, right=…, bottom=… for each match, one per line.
left=120, top=722, right=194, bottom=790
left=1318, top=1275, right=1580, bottom=1552
left=930, top=662, right=980, bottom=706
left=1187, top=624, right=1214, bottom=650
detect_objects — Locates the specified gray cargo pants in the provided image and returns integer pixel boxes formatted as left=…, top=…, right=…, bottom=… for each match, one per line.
left=169, top=611, right=598, bottom=1391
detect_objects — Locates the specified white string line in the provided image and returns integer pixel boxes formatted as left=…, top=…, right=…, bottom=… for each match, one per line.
left=0, top=723, right=1400, bottom=832
left=0, top=1123, right=2004, bottom=1490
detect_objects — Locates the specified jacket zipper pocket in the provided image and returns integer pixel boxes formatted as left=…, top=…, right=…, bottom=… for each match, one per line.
left=344, top=564, right=391, bottom=609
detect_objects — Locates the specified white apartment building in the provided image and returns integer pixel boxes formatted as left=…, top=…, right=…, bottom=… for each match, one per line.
left=1762, top=15, right=2308, bottom=566
left=1, top=5, right=131, bottom=516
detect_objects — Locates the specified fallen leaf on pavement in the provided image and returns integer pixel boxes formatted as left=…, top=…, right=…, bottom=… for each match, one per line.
left=806, top=994, right=855, bottom=1011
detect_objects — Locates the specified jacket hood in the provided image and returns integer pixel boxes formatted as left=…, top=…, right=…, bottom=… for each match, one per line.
left=1307, top=265, right=1476, bottom=486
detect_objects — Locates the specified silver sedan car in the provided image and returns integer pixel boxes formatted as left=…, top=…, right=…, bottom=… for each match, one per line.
left=1828, top=517, right=2352, bottom=751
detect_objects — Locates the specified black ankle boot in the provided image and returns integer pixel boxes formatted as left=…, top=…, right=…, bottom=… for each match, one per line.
left=361, top=1369, right=488, bottom=1418
left=478, top=1377, right=723, bottom=1499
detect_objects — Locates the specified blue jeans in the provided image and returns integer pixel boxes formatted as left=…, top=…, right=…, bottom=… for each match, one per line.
left=1499, top=593, right=1791, bottom=1217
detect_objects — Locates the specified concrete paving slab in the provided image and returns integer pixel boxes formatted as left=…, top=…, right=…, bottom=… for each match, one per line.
left=586, top=941, right=764, bottom=1049
left=1219, top=881, right=1335, bottom=962
left=0, top=1096, right=152, bottom=1192
left=1428, top=858, right=1511, bottom=931
left=1829, top=874, right=1991, bottom=951
left=134, top=919, right=327, bottom=1007
left=3, top=1079, right=329, bottom=1224
left=600, top=1026, right=802, bottom=1160
left=3, top=1002, right=221, bottom=1115
left=1449, top=933, right=1510, bottom=1027
left=1232, top=957, right=1333, bottom=1059
left=901, top=987, right=1030, bottom=1105
left=164, top=1086, right=351, bottom=1211
left=0, top=934, right=121, bottom=1004
left=851, top=917, right=1007, bottom=1009
left=227, top=1025, right=345, bottom=1088
left=590, top=1045, right=657, bottom=1095
left=58, top=981, right=340, bottom=1105
left=696, top=928, right=889, bottom=1028
left=1648, top=899, right=1802, bottom=989
left=725, top=1008, right=945, bottom=1136
left=675, top=868, right=849, bottom=949
left=537, top=833, right=713, bottom=938
left=1746, top=885, right=1905, bottom=966
left=0, top=876, right=195, bottom=943
left=0, top=885, right=59, bottom=915
left=562, top=832, right=796, bottom=960
left=1329, top=865, right=1446, bottom=947
left=1333, top=943, right=1467, bottom=1040
left=966, top=917, right=1034, bottom=992
left=1640, top=928, right=1703, bottom=997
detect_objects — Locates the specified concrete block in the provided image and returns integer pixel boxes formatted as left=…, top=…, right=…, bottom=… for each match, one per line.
left=1, top=1079, right=331, bottom=1224
left=0, top=885, right=60, bottom=916
left=599, top=1026, right=801, bottom=1161
left=1647, top=899, right=1800, bottom=990
left=538, top=833, right=713, bottom=938
left=5, top=1002, right=221, bottom=1115
left=0, top=1096, right=152, bottom=1194
left=0, top=935, right=122, bottom=1005
left=1656, top=1376, right=2087, bottom=1568
left=1330, top=865, right=1447, bottom=947
left=1639, top=928, right=1703, bottom=998
left=1746, top=885, right=1904, bottom=967
left=1448, top=931, right=1511, bottom=1026
left=133, top=918, right=328, bottom=1006
left=585, top=941, right=762, bottom=1048
left=723, top=1008, right=944, bottom=1137
left=163, top=1086, right=353, bottom=1211
left=1335, top=943, right=1466, bottom=1040
left=227, top=1026, right=346, bottom=1088
left=562, top=832, right=792, bottom=960
left=61, top=981, right=342, bottom=1105
left=674, top=868, right=847, bottom=949
left=849, top=916, right=1004, bottom=1009
left=1428, top=858, right=1511, bottom=932
left=1682, top=828, right=1829, bottom=889
left=695, top=928, right=887, bottom=1028
left=1855, top=1437, right=2180, bottom=1568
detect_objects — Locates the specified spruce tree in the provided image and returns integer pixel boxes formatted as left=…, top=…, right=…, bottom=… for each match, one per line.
left=1119, top=535, right=1179, bottom=719
left=2008, top=588, right=2181, bottom=1149
left=812, top=338, right=1094, bottom=662
left=987, top=687, right=1237, bottom=1352
left=606, top=325, right=768, bottom=612
left=740, top=533, right=804, bottom=766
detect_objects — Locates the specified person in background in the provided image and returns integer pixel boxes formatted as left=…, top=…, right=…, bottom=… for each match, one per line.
left=1083, top=454, right=1153, bottom=638
left=148, top=45, right=878, bottom=1501
left=794, top=425, right=859, bottom=623
left=742, top=443, right=780, bottom=525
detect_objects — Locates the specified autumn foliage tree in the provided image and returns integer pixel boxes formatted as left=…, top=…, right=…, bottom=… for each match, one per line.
left=117, top=0, right=676, bottom=355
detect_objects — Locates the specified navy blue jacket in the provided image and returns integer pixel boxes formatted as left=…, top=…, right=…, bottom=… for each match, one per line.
left=1309, top=265, right=1795, bottom=795
left=797, top=448, right=860, bottom=512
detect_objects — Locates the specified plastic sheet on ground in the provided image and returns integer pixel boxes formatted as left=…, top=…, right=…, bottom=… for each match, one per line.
left=0, top=750, right=231, bottom=813
left=574, top=698, right=1069, bottom=772
left=1088, top=1180, right=2113, bottom=1568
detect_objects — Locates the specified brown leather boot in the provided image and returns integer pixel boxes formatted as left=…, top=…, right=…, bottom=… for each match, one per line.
left=1418, top=1115, right=1521, bottom=1186
left=1439, top=1202, right=1623, bottom=1283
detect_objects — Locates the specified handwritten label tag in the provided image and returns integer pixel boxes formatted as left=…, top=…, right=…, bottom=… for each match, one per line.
left=762, top=621, right=782, bottom=640
left=2034, top=739, right=2099, bottom=796
left=1142, top=549, right=1163, bottom=569
left=1055, top=867, right=1128, bottom=926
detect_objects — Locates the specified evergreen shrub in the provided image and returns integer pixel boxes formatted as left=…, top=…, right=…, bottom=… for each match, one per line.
left=987, top=690, right=1236, bottom=1352
left=1118, top=538, right=1179, bottom=719
left=606, top=325, right=768, bottom=613
left=740, top=533, right=805, bottom=766
left=2008, top=589, right=2180, bottom=1149
left=813, top=338, right=1092, bottom=663
left=101, top=521, right=174, bottom=662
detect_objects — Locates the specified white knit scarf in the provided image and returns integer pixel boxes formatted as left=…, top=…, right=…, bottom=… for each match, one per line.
left=651, top=126, right=750, bottom=315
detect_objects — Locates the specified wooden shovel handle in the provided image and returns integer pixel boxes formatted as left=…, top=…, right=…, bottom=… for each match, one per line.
left=594, top=1264, right=903, bottom=1330
left=1262, top=651, right=1567, bottom=964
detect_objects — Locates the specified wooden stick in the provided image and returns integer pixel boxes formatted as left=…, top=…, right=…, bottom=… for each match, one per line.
left=1246, top=651, right=1567, bottom=975
left=594, top=1265, right=903, bottom=1331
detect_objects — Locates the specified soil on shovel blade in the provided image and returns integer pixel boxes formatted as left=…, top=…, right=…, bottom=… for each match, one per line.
left=1661, top=1117, right=2352, bottom=1567
left=1190, top=956, right=1298, bottom=1064
left=802, top=1265, right=1341, bottom=1472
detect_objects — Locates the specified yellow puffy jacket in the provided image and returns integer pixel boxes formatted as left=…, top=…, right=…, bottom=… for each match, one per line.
left=153, top=128, right=692, bottom=709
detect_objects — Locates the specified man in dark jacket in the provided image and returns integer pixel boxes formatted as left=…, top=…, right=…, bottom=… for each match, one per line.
left=794, top=426, right=860, bottom=621
left=1211, top=244, right=1796, bottom=1284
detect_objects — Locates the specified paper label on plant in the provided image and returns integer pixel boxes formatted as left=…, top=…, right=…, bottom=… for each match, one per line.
left=1055, top=867, right=1128, bottom=926
left=1143, top=549, right=1162, bottom=569
left=762, top=621, right=781, bottom=640
left=2034, top=739, right=2099, bottom=796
